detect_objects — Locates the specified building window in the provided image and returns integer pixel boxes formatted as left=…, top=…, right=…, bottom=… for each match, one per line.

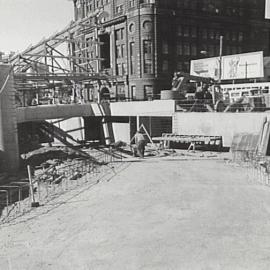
left=177, top=43, right=182, bottom=55
left=143, top=40, right=152, bottom=54
left=144, top=59, right=153, bottom=74
left=209, top=30, right=215, bottom=39
left=183, top=26, right=189, bottom=37
left=116, top=28, right=124, bottom=41
left=183, top=43, right=190, bottom=55
left=116, top=63, right=123, bottom=76
left=177, top=61, right=183, bottom=71
left=191, top=44, right=197, bottom=56
left=143, top=20, right=152, bottom=31
left=116, top=83, right=125, bottom=99
left=129, top=0, right=135, bottom=8
left=191, top=26, right=197, bottom=38
left=130, top=42, right=135, bottom=75
left=121, top=44, right=125, bottom=58
left=184, top=61, right=190, bottom=72
left=232, top=32, right=237, bottom=42
left=202, top=29, right=207, bottom=39
left=143, top=39, right=153, bottom=74
left=131, top=85, right=136, bottom=100
left=129, top=23, right=135, bottom=33
left=122, top=63, right=127, bottom=75
left=116, top=45, right=122, bottom=58
left=162, top=40, right=169, bottom=54
left=162, top=59, right=169, bottom=72
left=115, top=4, right=124, bottom=15
left=225, top=32, right=230, bottom=41
left=177, top=25, right=182, bottom=36
left=144, top=85, right=154, bottom=100
left=239, top=32, right=244, bottom=42
left=208, top=45, right=215, bottom=56
left=231, top=46, right=237, bottom=54
left=130, top=42, right=135, bottom=57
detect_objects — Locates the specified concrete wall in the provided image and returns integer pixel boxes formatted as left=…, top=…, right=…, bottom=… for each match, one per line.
left=173, top=112, right=269, bottom=147
left=112, top=122, right=130, bottom=143
left=16, top=104, right=95, bottom=123
left=0, top=65, right=19, bottom=172
left=110, top=100, right=175, bottom=117
left=16, top=100, right=175, bottom=123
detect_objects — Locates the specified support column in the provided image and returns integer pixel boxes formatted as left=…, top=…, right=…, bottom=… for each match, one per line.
left=0, top=65, right=20, bottom=173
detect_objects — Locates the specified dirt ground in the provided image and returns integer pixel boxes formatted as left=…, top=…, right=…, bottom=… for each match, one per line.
left=1, top=153, right=270, bottom=270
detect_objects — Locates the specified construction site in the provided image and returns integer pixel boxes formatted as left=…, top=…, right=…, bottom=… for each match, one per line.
left=2, top=0, right=270, bottom=269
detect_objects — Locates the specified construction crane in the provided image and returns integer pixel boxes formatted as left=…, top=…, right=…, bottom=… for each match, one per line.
left=170, top=71, right=225, bottom=112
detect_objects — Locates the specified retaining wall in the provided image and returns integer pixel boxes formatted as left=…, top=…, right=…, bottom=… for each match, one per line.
left=173, top=112, right=269, bottom=147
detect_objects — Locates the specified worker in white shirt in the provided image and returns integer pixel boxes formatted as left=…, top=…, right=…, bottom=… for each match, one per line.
left=134, top=130, right=146, bottom=158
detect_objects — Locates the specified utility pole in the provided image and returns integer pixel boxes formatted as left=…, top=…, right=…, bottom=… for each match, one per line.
left=218, top=35, right=223, bottom=83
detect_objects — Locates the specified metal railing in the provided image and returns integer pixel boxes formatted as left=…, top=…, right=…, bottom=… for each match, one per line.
left=0, top=148, right=123, bottom=224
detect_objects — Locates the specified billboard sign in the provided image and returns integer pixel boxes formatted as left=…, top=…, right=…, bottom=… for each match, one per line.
left=190, top=57, right=220, bottom=80
left=266, top=0, right=270, bottom=19
left=222, top=51, right=264, bottom=80
left=190, top=51, right=264, bottom=80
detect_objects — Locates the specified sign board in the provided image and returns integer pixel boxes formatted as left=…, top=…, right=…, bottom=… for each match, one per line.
left=190, top=51, right=264, bottom=80
left=266, top=0, right=270, bottom=19
left=222, top=51, right=264, bottom=80
left=190, top=57, right=220, bottom=80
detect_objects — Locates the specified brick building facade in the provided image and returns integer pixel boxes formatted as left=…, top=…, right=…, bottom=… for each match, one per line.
left=72, top=0, right=270, bottom=100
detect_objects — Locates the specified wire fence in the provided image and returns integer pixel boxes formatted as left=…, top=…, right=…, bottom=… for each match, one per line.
left=232, top=150, right=270, bottom=186
left=0, top=148, right=123, bottom=224
left=17, top=96, right=270, bottom=113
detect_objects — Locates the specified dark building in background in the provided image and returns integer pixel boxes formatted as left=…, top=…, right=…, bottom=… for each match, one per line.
left=72, top=0, right=270, bottom=100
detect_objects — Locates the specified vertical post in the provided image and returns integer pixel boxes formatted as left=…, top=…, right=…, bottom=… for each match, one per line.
left=27, top=165, right=39, bottom=207
left=18, top=187, right=21, bottom=212
left=218, top=36, right=223, bottom=83
left=136, top=115, right=140, bottom=131
left=6, top=191, right=9, bottom=216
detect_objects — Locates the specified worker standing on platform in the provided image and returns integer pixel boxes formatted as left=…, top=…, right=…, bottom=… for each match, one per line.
left=135, top=130, right=146, bottom=158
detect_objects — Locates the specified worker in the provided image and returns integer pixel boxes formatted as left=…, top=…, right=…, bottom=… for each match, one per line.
left=31, top=97, right=38, bottom=106
left=134, top=130, right=146, bottom=158
left=204, top=89, right=213, bottom=105
left=194, top=86, right=205, bottom=111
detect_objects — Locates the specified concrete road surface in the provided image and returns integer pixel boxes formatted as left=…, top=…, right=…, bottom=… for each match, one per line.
left=1, top=159, right=270, bottom=270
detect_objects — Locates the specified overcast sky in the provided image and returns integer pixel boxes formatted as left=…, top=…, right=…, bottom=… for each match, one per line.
left=0, top=0, right=74, bottom=53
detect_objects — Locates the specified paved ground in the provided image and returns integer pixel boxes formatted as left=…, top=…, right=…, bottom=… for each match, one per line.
left=1, top=157, right=270, bottom=270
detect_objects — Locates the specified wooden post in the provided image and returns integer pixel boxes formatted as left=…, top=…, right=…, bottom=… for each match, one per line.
left=136, top=115, right=140, bottom=131
left=27, top=165, right=39, bottom=207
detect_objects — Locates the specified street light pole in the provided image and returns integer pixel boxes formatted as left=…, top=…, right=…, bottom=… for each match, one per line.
left=218, top=35, right=223, bottom=83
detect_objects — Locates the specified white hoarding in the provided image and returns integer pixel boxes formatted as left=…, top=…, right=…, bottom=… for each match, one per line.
left=266, top=0, right=270, bottom=19
left=190, top=51, right=264, bottom=81
left=190, top=57, right=220, bottom=80
left=222, top=51, right=264, bottom=80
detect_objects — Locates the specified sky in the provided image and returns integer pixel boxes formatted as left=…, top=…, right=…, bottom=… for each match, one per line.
left=0, top=0, right=74, bottom=53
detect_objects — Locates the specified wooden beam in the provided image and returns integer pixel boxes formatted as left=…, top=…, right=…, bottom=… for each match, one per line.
left=52, top=38, right=104, bottom=45
left=23, top=53, right=104, bottom=61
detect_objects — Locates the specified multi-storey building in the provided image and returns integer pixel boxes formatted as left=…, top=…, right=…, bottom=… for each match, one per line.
left=72, top=0, right=270, bottom=100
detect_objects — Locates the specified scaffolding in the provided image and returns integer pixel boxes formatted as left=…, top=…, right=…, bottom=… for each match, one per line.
left=10, top=11, right=116, bottom=107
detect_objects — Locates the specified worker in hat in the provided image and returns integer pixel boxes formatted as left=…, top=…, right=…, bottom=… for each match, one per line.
left=134, top=130, right=146, bottom=158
